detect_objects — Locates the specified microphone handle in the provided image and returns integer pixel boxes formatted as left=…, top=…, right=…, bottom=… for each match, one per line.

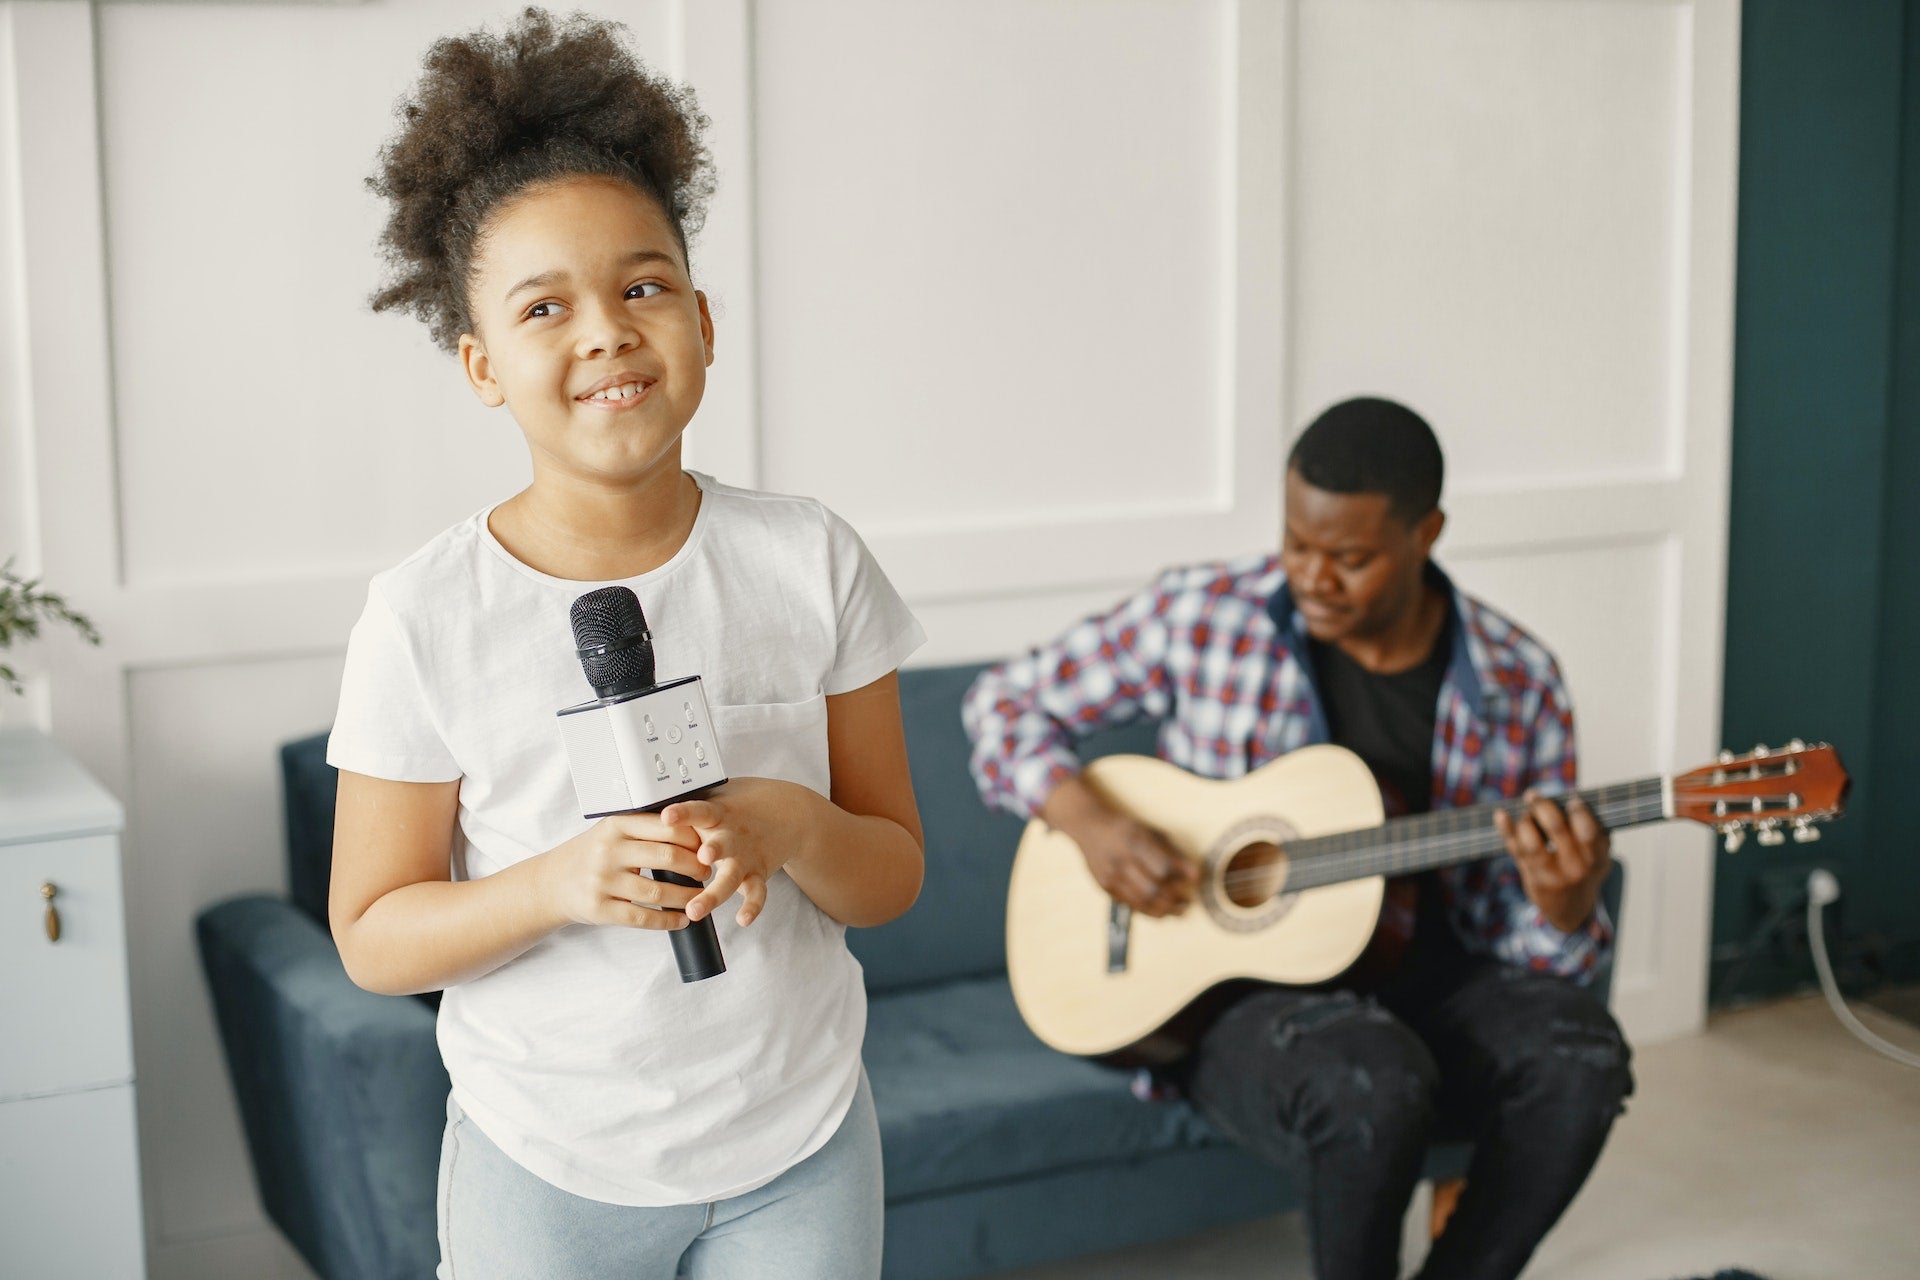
left=649, top=868, right=727, bottom=982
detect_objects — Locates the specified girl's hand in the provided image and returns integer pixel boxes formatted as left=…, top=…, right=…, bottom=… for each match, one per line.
left=538, top=813, right=707, bottom=930
left=662, top=778, right=826, bottom=927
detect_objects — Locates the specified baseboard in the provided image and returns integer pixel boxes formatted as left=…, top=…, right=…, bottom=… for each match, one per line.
left=1710, top=926, right=1920, bottom=1009
left=148, top=1224, right=314, bottom=1280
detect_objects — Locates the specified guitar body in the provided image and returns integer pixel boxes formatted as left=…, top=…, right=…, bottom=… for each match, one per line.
left=1006, top=746, right=1391, bottom=1064
left=1004, top=738, right=1849, bottom=1066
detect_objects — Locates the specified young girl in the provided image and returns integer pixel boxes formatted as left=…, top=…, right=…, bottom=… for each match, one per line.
left=325, top=11, right=925, bottom=1278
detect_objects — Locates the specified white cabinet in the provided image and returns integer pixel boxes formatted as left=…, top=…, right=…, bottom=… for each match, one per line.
left=0, top=727, right=145, bottom=1279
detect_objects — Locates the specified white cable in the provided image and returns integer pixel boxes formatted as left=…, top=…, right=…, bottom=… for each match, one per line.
left=1805, top=869, right=1920, bottom=1070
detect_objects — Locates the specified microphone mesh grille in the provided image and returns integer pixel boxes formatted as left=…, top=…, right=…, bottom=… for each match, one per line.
left=570, top=587, right=654, bottom=695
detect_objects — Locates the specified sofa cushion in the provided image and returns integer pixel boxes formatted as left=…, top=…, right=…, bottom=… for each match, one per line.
left=864, top=974, right=1216, bottom=1202
left=198, top=896, right=446, bottom=1280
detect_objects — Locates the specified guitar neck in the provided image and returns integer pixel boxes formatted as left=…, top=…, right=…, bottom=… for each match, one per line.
left=1282, top=777, right=1670, bottom=891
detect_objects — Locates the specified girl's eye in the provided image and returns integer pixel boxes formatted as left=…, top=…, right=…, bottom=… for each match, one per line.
left=628, top=282, right=666, bottom=300
left=525, top=301, right=565, bottom=320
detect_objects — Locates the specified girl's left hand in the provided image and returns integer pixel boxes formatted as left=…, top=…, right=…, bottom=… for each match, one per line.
left=661, top=777, right=825, bottom=927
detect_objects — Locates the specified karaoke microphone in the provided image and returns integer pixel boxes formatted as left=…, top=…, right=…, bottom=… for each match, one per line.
left=556, top=586, right=727, bottom=982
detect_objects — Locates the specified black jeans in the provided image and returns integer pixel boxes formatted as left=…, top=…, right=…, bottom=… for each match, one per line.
left=1175, top=960, right=1633, bottom=1280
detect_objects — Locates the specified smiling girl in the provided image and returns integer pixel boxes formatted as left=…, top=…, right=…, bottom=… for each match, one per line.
left=324, top=11, right=925, bottom=1278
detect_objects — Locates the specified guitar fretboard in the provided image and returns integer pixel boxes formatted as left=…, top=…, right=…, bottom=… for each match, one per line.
left=1277, top=777, right=1668, bottom=892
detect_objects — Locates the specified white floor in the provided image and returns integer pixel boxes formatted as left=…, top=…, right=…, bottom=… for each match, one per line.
left=993, top=994, right=1920, bottom=1280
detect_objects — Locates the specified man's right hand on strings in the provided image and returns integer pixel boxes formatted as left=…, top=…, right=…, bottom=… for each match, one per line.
left=1042, top=774, right=1200, bottom=917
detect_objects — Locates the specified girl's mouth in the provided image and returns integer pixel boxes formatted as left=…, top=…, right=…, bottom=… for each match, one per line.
left=577, top=379, right=655, bottom=410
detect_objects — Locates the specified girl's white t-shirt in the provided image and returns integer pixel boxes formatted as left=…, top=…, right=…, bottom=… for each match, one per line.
left=325, top=473, right=925, bottom=1206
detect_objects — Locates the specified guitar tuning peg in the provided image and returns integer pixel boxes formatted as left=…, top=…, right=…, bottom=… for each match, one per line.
left=1757, top=823, right=1787, bottom=847
left=1792, top=819, right=1821, bottom=843
left=1722, top=826, right=1746, bottom=853
left=1717, top=749, right=1737, bottom=765
left=1786, top=738, right=1807, bottom=753
left=1752, top=744, right=1771, bottom=758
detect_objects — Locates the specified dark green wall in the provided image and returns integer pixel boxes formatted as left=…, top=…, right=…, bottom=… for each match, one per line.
left=1716, top=0, right=1920, bottom=1003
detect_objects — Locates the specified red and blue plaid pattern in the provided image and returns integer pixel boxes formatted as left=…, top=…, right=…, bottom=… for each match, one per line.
left=962, top=555, right=1612, bottom=981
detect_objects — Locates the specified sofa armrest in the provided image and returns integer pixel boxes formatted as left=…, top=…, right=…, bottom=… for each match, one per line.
left=197, top=895, right=445, bottom=1280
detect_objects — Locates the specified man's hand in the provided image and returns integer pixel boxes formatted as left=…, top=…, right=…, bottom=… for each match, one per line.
left=1493, top=790, right=1612, bottom=935
left=1041, top=774, right=1199, bottom=917
left=1079, top=815, right=1200, bottom=917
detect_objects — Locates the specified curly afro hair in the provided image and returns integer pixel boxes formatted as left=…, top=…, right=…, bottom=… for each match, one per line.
left=368, top=7, right=715, bottom=352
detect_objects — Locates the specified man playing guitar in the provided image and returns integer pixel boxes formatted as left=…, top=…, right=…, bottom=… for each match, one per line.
left=962, top=398, right=1633, bottom=1280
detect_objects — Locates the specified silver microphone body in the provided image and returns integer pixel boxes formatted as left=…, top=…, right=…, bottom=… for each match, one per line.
left=559, top=581, right=730, bottom=984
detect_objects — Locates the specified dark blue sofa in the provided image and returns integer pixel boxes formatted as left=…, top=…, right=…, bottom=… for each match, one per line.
left=197, top=661, right=1615, bottom=1279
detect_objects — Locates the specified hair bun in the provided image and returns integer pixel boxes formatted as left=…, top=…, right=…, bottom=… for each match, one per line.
left=368, top=7, right=715, bottom=352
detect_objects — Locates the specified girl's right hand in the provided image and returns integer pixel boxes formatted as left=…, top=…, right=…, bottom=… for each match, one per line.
left=538, top=814, right=708, bottom=930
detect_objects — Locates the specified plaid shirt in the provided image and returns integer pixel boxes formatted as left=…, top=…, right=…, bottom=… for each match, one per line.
left=962, top=555, right=1612, bottom=981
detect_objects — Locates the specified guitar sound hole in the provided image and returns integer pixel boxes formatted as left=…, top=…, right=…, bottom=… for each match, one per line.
left=1222, top=841, right=1287, bottom=907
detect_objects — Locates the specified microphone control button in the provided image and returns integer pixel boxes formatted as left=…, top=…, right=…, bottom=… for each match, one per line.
left=677, top=759, right=693, bottom=783
left=684, top=702, right=698, bottom=727
left=666, top=725, right=683, bottom=745
left=643, top=715, right=658, bottom=740
left=654, top=754, right=669, bottom=781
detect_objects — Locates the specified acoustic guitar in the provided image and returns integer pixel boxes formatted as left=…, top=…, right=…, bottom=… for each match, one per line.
left=1005, top=741, right=1849, bottom=1065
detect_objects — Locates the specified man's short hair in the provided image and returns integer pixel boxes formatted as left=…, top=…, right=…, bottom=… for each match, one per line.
left=1288, top=397, right=1444, bottom=524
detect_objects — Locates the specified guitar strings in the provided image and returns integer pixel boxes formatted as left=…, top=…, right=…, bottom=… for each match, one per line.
left=1219, top=811, right=1667, bottom=892
left=1232, top=792, right=1665, bottom=881
left=1210, top=782, right=1667, bottom=894
left=1272, top=799, right=1668, bottom=891
left=1248, top=781, right=1660, bottom=862
left=1201, top=771, right=1814, bottom=897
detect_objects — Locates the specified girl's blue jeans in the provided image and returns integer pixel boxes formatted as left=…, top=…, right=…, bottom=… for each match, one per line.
left=435, top=1071, right=883, bottom=1279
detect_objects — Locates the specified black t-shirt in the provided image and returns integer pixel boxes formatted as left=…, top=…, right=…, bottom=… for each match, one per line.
left=1306, top=607, right=1467, bottom=972
left=1306, top=617, right=1451, bottom=820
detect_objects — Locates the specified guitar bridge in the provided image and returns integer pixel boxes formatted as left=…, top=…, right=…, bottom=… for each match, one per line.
left=1107, top=902, right=1132, bottom=973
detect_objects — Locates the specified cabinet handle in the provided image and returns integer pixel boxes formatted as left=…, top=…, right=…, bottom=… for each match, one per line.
left=41, top=882, right=61, bottom=943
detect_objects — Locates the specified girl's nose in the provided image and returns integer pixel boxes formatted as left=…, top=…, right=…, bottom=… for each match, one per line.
left=575, top=303, right=642, bottom=359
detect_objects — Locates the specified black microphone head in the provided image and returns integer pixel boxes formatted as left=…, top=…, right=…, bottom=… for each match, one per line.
left=570, top=586, right=655, bottom=698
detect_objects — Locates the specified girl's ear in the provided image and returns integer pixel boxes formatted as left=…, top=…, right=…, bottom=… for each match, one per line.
left=459, top=332, right=507, bottom=407
left=696, top=290, right=715, bottom=368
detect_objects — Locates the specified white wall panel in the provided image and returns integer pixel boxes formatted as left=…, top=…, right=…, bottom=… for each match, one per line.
left=1292, top=0, right=1689, bottom=489
left=914, top=578, right=1151, bottom=667
left=0, top=5, right=30, bottom=581
left=98, top=3, right=670, bottom=587
left=1448, top=539, right=1670, bottom=784
left=756, top=0, right=1229, bottom=528
left=0, top=7, right=49, bottom=733
left=754, top=0, right=1289, bottom=606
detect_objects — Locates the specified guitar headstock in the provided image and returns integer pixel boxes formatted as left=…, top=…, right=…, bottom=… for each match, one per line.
left=1673, top=740, right=1849, bottom=852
